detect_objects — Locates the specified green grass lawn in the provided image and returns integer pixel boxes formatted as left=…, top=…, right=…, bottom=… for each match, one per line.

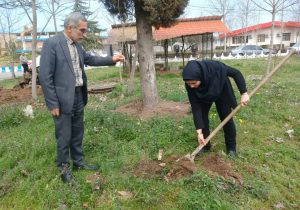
left=0, top=57, right=299, bottom=209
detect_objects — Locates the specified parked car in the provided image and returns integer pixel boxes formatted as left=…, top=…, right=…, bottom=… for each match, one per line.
left=230, top=45, right=273, bottom=56
left=287, top=43, right=300, bottom=53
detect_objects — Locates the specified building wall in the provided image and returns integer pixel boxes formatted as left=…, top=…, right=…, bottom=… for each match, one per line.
left=228, top=27, right=300, bottom=49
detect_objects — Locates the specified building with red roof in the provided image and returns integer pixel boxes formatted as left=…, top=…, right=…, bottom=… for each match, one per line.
left=220, top=21, right=300, bottom=49
left=108, top=16, right=228, bottom=59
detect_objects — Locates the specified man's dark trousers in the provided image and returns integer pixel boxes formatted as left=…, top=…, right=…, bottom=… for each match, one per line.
left=53, top=87, right=85, bottom=168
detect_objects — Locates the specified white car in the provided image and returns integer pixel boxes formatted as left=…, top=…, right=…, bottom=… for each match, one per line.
left=28, top=55, right=41, bottom=84
left=28, top=55, right=40, bottom=69
left=231, top=45, right=271, bottom=56
left=287, top=43, right=300, bottom=53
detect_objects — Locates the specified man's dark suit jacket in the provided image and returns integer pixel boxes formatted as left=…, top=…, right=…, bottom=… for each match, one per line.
left=39, top=33, right=114, bottom=114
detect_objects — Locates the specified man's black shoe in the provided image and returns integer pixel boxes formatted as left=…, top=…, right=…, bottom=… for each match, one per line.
left=60, top=164, right=73, bottom=183
left=73, top=163, right=98, bottom=171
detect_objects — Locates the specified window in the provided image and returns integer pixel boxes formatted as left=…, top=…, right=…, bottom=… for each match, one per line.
left=232, top=36, right=247, bottom=44
left=282, top=33, right=291, bottom=41
left=257, top=34, right=265, bottom=42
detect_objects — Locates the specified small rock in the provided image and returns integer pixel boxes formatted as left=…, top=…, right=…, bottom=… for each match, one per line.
left=286, top=129, right=294, bottom=139
left=20, top=169, right=29, bottom=177
left=265, top=152, right=273, bottom=157
left=217, top=182, right=228, bottom=190
left=82, top=203, right=89, bottom=209
left=159, top=162, right=166, bottom=167
left=274, top=203, right=285, bottom=209
left=117, top=191, right=133, bottom=199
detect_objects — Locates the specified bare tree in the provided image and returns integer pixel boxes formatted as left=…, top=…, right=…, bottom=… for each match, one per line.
left=251, top=0, right=298, bottom=75
left=209, top=0, right=235, bottom=52
left=290, top=0, right=300, bottom=43
left=0, top=6, right=20, bottom=79
left=236, top=0, right=256, bottom=45
left=13, top=0, right=38, bottom=98
left=38, top=0, right=73, bottom=34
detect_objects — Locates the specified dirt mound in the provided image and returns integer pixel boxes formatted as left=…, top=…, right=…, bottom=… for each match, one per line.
left=0, top=86, right=43, bottom=105
left=133, top=154, right=243, bottom=183
left=133, top=156, right=196, bottom=181
left=134, top=156, right=197, bottom=181
left=115, top=100, right=190, bottom=119
left=133, top=159, right=164, bottom=179
left=201, top=154, right=243, bottom=184
left=164, top=156, right=197, bottom=181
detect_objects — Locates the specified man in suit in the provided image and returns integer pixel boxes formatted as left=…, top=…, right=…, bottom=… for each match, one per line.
left=39, top=12, right=124, bottom=183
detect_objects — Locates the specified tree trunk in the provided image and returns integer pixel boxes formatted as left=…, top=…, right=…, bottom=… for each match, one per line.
left=224, top=33, right=227, bottom=52
left=163, top=39, right=169, bottom=70
left=266, top=9, right=275, bottom=75
left=31, top=0, right=37, bottom=99
left=135, top=2, right=159, bottom=108
left=11, top=62, right=15, bottom=79
left=52, top=0, right=58, bottom=34
left=128, top=43, right=138, bottom=94
left=181, top=36, right=185, bottom=67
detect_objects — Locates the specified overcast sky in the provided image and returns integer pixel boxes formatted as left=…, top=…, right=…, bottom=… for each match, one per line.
left=4, top=0, right=297, bottom=33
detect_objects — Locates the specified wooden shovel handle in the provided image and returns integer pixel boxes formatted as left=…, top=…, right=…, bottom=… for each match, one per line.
left=190, top=50, right=296, bottom=159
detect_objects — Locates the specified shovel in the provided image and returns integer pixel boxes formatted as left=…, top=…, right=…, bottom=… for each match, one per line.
left=180, top=49, right=296, bottom=162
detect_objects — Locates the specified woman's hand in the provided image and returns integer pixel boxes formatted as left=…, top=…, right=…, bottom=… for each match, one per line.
left=197, top=129, right=205, bottom=145
left=240, top=92, right=250, bottom=107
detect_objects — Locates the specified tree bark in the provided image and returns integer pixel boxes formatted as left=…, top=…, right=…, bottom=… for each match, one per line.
left=135, top=1, right=159, bottom=108
left=31, top=0, right=37, bottom=99
left=163, top=39, right=169, bottom=70
left=181, top=36, right=185, bottom=67
left=128, top=43, right=138, bottom=94
left=266, top=9, right=275, bottom=75
left=52, top=0, right=58, bottom=34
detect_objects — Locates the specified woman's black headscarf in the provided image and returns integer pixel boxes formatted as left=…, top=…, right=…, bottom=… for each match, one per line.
left=182, top=60, right=235, bottom=105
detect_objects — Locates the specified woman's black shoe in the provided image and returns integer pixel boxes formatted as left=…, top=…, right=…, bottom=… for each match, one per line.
left=226, top=150, right=237, bottom=158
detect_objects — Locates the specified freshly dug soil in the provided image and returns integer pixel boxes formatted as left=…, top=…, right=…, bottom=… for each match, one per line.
left=0, top=86, right=42, bottom=105
left=115, top=100, right=190, bottom=119
left=133, top=154, right=243, bottom=184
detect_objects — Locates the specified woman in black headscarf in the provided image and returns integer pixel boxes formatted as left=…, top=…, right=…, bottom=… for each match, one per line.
left=182, top=60, right=250, bottom=156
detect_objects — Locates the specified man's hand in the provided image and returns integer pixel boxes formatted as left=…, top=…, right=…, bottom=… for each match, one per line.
left=50, top=108, right=60, bottom=117
left=240, top=92, right=250, bottom=107
left=112, top=54, right=125, bottom=63
left=197, top=129, right=205, bottom=145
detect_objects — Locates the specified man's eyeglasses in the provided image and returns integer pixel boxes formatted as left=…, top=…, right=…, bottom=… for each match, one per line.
left=74, top=27, right=87, bottom=34
left=77, top=28, right=87, bottom=34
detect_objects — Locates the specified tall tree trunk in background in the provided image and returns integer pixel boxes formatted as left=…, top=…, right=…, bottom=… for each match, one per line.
left=181, top=36, right=185, bottom=67
left=135, top=1, right=159, bottom=108
left=128, top=43, right=138, bottom=94
left=224, top=33, right=227, bottom=52
left=31, top=0, right=37, bottom=99
left=51, top=0, right=58, bottom=34
left=266, top=10, right=275, bottom=75
left=163, top=39, right=169, bottom=70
